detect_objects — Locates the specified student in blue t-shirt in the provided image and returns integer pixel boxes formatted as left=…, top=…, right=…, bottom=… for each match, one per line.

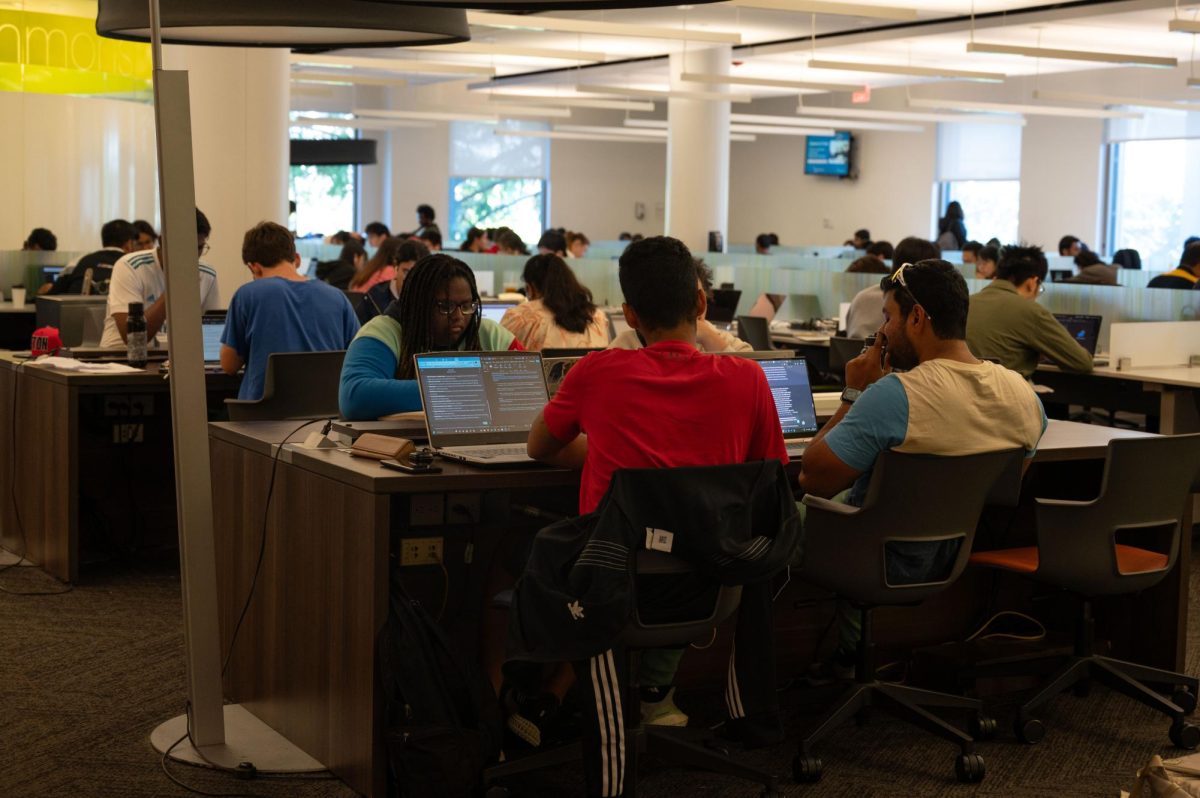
left=221, top=222, right=361, bottom=401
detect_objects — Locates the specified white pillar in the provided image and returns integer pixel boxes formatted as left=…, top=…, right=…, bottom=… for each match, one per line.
left=665, top=46, right=731, bottom=253
left=162, top=46, right=289, bottom=299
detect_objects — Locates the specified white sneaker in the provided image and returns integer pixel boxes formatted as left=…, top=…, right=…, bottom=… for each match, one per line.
left=640, top=687, right=689, bottom=727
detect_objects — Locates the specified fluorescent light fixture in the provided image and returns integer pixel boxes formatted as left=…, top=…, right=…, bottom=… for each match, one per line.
left=293, top=116, right=434, bottom=129
left=1033, top=89, right=1200, bottom=112
left=908, top=97, right=1143, bottom=119
left=628, top=115, right=921, bottom=133
left=680, top=71, right=863, bottom=93
left=554, top=125, right=758, bottom=142
left=728, top=0, right=916, bottom=19
left=289, top=52, right=495, bottom=76
left=796, top=105, right=1024, bottom=125
left=624, top=118, right=835, bottom=135
left=485, top=95, right=656, bottom=112
left=966, top=41, right=1177, bottom=69
left=498, top=129, right=664, bottom=144
left=807, top=58, right=1006, bottom=82
left=356, top=105, right=572, bottom=119
left=1169, top=18, right=1200, bottom=33
left=581, top=84, right=754, bottom=102
left=407, top=43, right=607, bottom=61
left=352, top=108, right=502, bottom=123
left=467, top=10, right=741, bottom=44
left=290, top=70, right=409, bottom=88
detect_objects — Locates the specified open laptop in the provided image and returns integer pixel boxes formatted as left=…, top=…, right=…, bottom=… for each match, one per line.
left=414, top=351, right=548, bottom=466
left=479, top=300, right=518, bottom=325
left=757, top=356, right=820, bottom=458
left=201, top=311, right=227, bottom=364
left=1048, top=313, right=1106, bottom=366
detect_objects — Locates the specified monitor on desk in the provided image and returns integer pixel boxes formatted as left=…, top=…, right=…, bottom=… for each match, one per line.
left=480, top=300, right=517, bottom=325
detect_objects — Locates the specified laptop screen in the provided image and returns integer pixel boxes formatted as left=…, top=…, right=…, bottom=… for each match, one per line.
left=1053, top=314, right=1101, bottom=355
left=480, top=302, right=517, bottom=325
left=758, top=357, right=819, bottom=437
left=415, top=351, right=548, bottom=446
left=201, top=312, right=226, bottom=362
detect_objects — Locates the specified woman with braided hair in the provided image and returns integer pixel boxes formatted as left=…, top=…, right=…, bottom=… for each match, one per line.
left=338, top=253, right=524, bottom=420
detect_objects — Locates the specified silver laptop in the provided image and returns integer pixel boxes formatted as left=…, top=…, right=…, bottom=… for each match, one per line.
left=201, top=311, right=226, bottom=364
left=479, top=300, right=518, bottom=325
left=757, top=356, right=820, bottom=457
left=414, top=350, right=548, bottom=466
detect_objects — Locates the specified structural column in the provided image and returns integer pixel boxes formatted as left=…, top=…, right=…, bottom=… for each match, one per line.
left=162, top=46, right=289, bottom=296
left=665, top=45, right=731, bottom=253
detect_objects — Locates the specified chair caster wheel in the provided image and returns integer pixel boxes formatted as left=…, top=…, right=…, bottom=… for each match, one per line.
left=793, top=754, right=823, bottom=783
left=1173, top=688, right=1198, bottom=715
left=1170, top=720, right=1200, bottom=749
left=969, top=714, right=997, bottom=741
left=956, top=753, right=985, bottom=783
left=1014, top=717, right=1045, bottom=744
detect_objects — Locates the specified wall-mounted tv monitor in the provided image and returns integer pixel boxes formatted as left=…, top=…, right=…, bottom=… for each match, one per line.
left=805, top=131, right=852, bottom=176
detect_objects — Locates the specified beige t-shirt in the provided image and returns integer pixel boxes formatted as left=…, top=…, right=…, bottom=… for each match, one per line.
left=499, top=299, right=610, bottom=352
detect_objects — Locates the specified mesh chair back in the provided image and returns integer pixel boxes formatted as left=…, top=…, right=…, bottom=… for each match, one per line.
left=736, top=316, right=772, bottom=351
left=1033, top=434, right=1200, bottom=596
left=800, top=449, right=1026, bottom=606
left=225, top=350, right=346, bottom=422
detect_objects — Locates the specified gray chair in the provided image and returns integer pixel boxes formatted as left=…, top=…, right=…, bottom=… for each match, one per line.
left=224, top=350, right=346, bottom=422
left=736, top=315, right=772, bottom=351
left=794, top=448, right=1026, bottom=785
left=970, top=434, right=1200, bottom=748
left=827, top=336, right=865, bottom=381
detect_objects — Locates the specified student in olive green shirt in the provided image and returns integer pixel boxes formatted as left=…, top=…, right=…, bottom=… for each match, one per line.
left=965, top=245, right=1094, bottom=379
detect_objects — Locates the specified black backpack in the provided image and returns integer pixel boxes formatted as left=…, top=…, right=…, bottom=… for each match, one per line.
left=379, top=581, right=502, bottom=797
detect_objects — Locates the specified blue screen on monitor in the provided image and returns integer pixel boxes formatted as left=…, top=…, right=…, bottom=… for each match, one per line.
left=805, top=131, right=851, bottom=176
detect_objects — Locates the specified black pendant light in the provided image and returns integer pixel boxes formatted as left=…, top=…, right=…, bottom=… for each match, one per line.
left=96, top=0, right=469, bottom=48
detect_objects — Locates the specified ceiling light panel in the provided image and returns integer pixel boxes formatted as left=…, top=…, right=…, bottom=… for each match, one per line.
left=807, top=58, right=1006, bottom=82
left=581, top=84, right=754, bottom=102
left=797, top=105, right=1024, bottom=125
left=1033, top=90, right=1200, bottom=112
left=965, top=41, right=1177, bottom=68
left=289, top=53, right=495, bottom=75
left=728, top=0, right=917, bottom=19
left=680, top=71, right=862, bottom=93
left=466, top=11, right=741, bottom=44
left=907, top=98, right=1143, bottom=119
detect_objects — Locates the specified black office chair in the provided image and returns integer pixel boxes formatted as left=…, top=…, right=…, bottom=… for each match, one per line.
left=827, top=336, right=865, bottom=382
left=794, top=449, right=1026, bottom=785
left=970, top=434, right=1200, bottom=748
left=736, top=315, right=772, bottom=351
left=224, top=350, right=346, bottom=421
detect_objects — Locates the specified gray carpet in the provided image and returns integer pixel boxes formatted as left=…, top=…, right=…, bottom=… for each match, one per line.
left=2, top=546, right=1196, bottom=798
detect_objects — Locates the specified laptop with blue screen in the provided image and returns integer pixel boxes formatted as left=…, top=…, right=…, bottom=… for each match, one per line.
left=414, top=351, right=548, bottom=466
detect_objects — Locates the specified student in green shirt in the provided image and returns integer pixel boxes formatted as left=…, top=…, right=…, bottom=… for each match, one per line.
left=965, top=245, right=1094, bottom=379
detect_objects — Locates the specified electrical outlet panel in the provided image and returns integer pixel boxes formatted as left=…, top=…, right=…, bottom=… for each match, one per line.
left=409, top=493, right=444, bottom=526
left=400, top=537, right=444, bottom=567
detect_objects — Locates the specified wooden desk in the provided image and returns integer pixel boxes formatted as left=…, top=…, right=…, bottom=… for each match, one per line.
left=0, top=355, right=239, bottom=581
left=210, top=418, right=1184, bottom=798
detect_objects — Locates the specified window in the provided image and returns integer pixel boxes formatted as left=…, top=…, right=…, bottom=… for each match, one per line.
left=935, top=122, right=1022, bottom=246
left=1105, top=109, right=1200, bottom=271
left=289, top=113, right=358, bottom=238
left=448, top=121, right=548, bottom=247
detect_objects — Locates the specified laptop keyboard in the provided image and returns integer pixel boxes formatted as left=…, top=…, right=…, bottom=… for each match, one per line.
left=451, top=444, right=529, bottom=459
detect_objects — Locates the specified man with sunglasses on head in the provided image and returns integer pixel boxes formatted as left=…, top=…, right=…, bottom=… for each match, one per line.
left=966, top=244, right=1094, bottom=379
left=797, top=259, right=1047, bottom=683
left=844, top=236, right=940, bottom=339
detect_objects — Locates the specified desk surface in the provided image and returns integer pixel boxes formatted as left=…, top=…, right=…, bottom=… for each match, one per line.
left=0, top=352, right=238, bottom=388
left=0, top=301, right=35, bottom=315
left=1037, top=362, right=1200, bottom=390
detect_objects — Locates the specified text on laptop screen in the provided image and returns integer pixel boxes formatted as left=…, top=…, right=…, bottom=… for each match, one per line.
left=201, top=315, right=226, bottom=362
left=758, top=357, right=819, bottom=436
left=479, top=302, right=517, bottom=325
left=417, top=353, right=547, bottom=436
left=1053, top=314, right=1101, bottom=356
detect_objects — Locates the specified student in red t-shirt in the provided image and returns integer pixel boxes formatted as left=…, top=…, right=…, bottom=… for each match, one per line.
left=522, top=236, right=788, bottom=795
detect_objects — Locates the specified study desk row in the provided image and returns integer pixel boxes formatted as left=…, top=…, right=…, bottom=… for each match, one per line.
left=208, top=418, right=1188, bottom=797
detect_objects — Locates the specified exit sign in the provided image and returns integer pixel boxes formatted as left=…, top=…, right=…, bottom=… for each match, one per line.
left=852, top=86, right=871, bottom=104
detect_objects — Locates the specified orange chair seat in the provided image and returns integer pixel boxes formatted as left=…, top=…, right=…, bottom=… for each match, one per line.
left=970, top=545, right=1168, bottom=576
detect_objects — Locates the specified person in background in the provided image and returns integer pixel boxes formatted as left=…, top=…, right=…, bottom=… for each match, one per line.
left=496, top=229, right=529, bottom=256
left=1058, top=235, right=1082, bottom=257
left=100, top=208, right=220, bottom=349
left=845, top=236, right=939, bottom=339
left=966, top=245, right=1093, bottom=378
left=566, top=231, right=590, bottom=258
left=357, top=239, right=430, bottom=325
left=846, top=256, right=890, bottom=274
left=936, top=201, right=967, bottom=251
left=365, top=222, right=390, bottom=249
left=755, top=233, right=773, bottom=255
left=768, top=233, right=780, bottom=247
left=318, top=240, right=364, bottom=290
left=1064, top=250, right=1119, bottom=285
left=961, top=241, right=983, bottom=265
left=866, top=240, right=893, bottom=262
left=974, top=245, right=999, bottom=280
left=1148, top=242, right=1200, bottom=289
left=844, top=228, right=871, bottom=249
left=610, top=259, right=751, bottom=353
left=412, top=204, right=439, bottom=239
left=500, top=254, right=609, bottom=351
left=132, top=220, right=158, bottom=251
left=45, top=219, right=137, bottom=295
left=536, top=230, right=567, bottom=257
left=461, top=227, right=491, bottom=253
left=23, top=228, right=57, bottom=251
left=220, top=221, right=359, bottom=401
left=618, top=232, right=633, bottom=242
left=338, top=254, right=523, bottom=420
left=420, top=229, right=443, bottom=253
left=350, top=236, right=405, bottom=293
left=1183, top=237, right=1199, bottom=258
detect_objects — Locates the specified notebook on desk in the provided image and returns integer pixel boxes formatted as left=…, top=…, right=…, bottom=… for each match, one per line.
left=757, top=356, right=820, bottom=458
left=414, top=351, right=548, bottom=466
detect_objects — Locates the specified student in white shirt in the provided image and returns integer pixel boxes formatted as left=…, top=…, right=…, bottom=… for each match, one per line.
left=100, top=208, right=221, bottom=349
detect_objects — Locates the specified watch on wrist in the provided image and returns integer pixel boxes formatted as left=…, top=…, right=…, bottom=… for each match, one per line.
left=840, top=387, right=863, bottom=405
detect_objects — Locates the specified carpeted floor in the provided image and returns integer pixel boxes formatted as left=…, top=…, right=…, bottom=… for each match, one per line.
left=2, top=545, right=1196, bottom=798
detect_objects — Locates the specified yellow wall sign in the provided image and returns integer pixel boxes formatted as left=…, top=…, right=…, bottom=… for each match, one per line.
left=0, top=8, right=152, bottom=97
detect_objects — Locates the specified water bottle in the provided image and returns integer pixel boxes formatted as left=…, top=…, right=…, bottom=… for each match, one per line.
left=127, top=301, right=148, bottom=368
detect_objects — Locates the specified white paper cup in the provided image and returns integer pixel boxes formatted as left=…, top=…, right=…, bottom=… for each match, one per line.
left=11, top=287, right=26, bottom=306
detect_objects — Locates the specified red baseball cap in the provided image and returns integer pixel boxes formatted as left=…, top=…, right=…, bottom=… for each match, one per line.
left=31, top=326, right=62, bottom=357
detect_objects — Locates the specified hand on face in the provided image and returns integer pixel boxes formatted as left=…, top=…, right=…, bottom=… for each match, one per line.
left=844, top=329, right=891, bottom=390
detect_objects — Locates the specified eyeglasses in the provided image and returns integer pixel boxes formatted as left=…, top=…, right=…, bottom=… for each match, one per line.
left=890, top=263, right=934, bottom=321
left=199, top=242, right=211, bottom=257
left=433, top=300, right=480, bottom=318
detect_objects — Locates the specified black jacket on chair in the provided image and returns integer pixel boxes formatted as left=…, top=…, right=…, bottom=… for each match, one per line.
left=507, top=460, right=800, bottom=663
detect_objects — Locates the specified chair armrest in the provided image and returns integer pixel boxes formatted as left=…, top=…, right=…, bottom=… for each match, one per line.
left=801, top=494, right=858, bottom=515
left=224, top=398, right=257, bottom=407
left=1034, top=497, right=1095, bottom=508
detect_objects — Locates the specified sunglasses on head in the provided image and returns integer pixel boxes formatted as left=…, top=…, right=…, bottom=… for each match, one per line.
left=889, top=262, right=934, bottom=321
